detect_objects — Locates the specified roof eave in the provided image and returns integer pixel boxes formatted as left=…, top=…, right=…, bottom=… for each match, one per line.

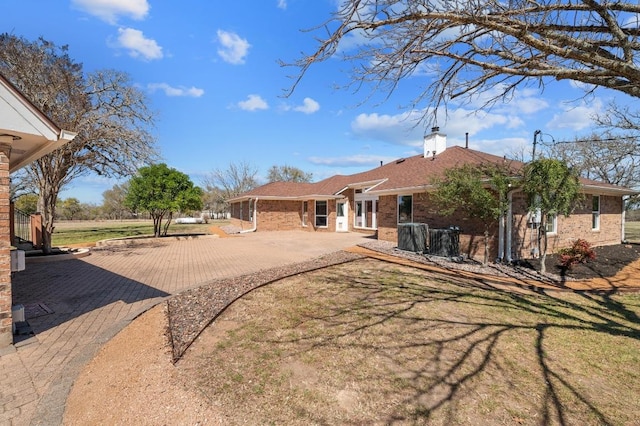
left=228, top=194, right=345, bottom=203
left=581, top=184, right=639, bottom=197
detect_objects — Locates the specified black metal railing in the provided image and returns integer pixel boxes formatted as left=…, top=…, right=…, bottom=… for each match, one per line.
left=14, top=208, right=31, bottom=243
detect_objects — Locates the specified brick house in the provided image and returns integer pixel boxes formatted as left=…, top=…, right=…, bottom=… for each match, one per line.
left=229, top=128, right=636, bottom=262
left=0, top=74, right=76, bottom=349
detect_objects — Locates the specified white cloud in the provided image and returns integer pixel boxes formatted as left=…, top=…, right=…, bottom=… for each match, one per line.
left=308, top=154, right=398, bottom=167
left=147, top=83, right=204, bottom=97
left=216, top=30, right=250, bottom=65
left=351, top=111, right=424, bottom=146
left=473, top=137, right=530, bottom=158
left=115, top=28, right=163, bottom=60
left=349, top=106, right=531, bottom=156
left=277, top=0, right=287, bottom=10
left=463, top=84, right=549, bottom=115
left=547, top=99, right=603, bottom=131
left=293, top=97, right=320, bottom=114
left=238, top=94, right=268, bottom=111
left=72, top=0, right=149, bottom=24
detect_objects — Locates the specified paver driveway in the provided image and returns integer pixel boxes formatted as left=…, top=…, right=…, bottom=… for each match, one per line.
left=0, top=231, right=371, bottom=426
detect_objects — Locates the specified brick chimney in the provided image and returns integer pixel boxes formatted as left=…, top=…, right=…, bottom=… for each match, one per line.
left=424, top=126, right=447, bottom=158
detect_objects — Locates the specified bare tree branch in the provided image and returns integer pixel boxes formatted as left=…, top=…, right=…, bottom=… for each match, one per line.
left=0, top=34, right=158, bottom=252
left=284, top=0, right=640, bottom=121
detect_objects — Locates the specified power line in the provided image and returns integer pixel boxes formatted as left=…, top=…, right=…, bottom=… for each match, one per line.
left=551, top=135, right=640, bottom=145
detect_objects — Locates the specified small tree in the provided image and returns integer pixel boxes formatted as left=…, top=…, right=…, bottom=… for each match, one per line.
left=432, top=163, right=513, bottom=265
left=522, top=159, right=582, bottom=274
left=102, top=183, right=131, bottom=220
left=58, top=198, right=82, bottom=220
left=125, top=164, right=203, bottom=237
left=14, top=194, right=39, bottom=215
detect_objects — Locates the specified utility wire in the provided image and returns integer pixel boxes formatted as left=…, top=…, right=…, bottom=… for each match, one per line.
left=551, top=135, right=640, bottom=145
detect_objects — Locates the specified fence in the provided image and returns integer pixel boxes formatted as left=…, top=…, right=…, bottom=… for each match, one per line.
left=13, top=208, right=31, bottom=243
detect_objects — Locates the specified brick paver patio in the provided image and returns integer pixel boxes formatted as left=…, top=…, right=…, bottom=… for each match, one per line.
left=0, top=231, right=371, bottom=425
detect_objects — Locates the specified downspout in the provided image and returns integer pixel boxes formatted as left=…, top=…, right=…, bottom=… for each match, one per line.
left=497, top=212, right=505, bottom=263
left=240, top=198, right=259, bottom=233
left=505, top=189, right=517, bottom=263
left=622, top=195, right=628, bottom=243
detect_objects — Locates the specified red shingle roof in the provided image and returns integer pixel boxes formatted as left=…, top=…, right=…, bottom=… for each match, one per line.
left=230, top=145, right=636, bottom=201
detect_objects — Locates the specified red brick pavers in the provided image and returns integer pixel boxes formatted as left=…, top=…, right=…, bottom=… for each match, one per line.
left=0, top=231, right=371, bottom=425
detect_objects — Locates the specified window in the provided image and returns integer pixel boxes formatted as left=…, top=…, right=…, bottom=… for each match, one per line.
left=398, top=195, right=413, bottom=224
left=544, top=213, right=557, bottom=234
left=592, top=195, right=600, bottom=230
left=302, top=201, right=308, bottom=226
left=315, top=200, right=328, bottom=227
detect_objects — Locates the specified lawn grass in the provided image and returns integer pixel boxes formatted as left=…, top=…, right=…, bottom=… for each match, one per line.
left=626, top=220, right=640, bottom=243
left=180, top=258, right=640, bottom=425
left=51, top=219, right=229, bottom=246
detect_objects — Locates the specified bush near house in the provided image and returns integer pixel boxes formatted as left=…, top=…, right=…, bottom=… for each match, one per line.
left=558, top=239, right=597, bottom=269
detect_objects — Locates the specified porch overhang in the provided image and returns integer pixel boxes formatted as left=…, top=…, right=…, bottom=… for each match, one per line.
left=0, top=74, right=76, bottom=173
left=581, top=184, right=639, bottom=197
left=335, top=178, right=388, bottom=195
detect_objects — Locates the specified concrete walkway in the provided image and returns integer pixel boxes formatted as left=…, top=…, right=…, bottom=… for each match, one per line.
left=0, top=231, right=371, bottom=426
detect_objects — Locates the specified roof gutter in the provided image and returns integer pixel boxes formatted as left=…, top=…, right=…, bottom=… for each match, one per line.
left=9, top=129, right=77, bottom=173
left=228, top=194, right=345, bottom=203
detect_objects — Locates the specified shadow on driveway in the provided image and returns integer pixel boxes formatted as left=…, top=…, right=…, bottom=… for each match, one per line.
left=12, top=259, right=169, bottom=338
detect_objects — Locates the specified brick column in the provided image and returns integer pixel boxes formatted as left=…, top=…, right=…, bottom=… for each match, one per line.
left=0, top=142, right=12, bottom=347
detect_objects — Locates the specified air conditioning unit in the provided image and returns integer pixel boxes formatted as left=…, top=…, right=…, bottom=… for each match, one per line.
left=429, top=228, right=461, bottom=258
left=397, top=223, right=428, bottom=253
left=10, top=250, right=25, bottom=272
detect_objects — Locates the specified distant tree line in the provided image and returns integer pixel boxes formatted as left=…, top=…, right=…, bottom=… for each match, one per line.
left=12, top=162, right=314, bottom=224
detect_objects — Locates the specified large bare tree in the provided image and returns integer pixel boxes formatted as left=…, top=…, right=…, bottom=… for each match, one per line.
left=202, top=161, right=259, bottom=213
left=0, top=34, right=157, bottom=253
left=287, top=1, right=640, bottom=116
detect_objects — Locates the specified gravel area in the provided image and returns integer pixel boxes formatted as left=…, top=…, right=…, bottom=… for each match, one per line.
left=167, top=250, right=364, bottom=361
left=358, top=239, right=569, bottom=282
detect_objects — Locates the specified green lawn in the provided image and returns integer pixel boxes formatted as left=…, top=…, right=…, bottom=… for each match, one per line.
left=51, top=219, right=228, bottom=246
left=626, top=221, right=640, bottom=243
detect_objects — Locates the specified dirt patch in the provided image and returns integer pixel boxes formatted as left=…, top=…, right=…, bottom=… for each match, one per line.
left=64, top=304, right=224, bottom=425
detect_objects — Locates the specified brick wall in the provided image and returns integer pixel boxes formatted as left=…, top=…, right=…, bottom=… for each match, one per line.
left=377, top=192, right=499, bottom=261
left=511, top=192, right=623, bottom=259
left=377, top=190, right=623, bottom=262
left=0, top=144, right=12, bottom=347
left=230, top=199, right=338, bottom=232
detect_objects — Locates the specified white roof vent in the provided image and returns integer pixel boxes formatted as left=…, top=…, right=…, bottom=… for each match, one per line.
left=424, top=126, right=447, bottom=158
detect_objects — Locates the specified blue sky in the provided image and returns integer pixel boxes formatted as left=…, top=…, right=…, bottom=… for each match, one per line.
left=4, top=0, right=627, bottom=204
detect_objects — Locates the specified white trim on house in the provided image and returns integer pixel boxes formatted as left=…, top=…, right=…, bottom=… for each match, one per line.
left=0, top=74, right=76, bottom=173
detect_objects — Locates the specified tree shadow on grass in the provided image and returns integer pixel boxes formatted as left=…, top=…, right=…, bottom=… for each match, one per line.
left=257, top=259, right=640, bottom=425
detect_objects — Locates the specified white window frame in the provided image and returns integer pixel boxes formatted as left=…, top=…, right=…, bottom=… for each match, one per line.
left=354, top=197, right=378, bottom=229
left=592, top=195, right=600, bottom=231
left=544, top=213, right=557, bottom=234
left=315, top=200, right=328, bottom=228
left=398, top=195, right=413, bottom=224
